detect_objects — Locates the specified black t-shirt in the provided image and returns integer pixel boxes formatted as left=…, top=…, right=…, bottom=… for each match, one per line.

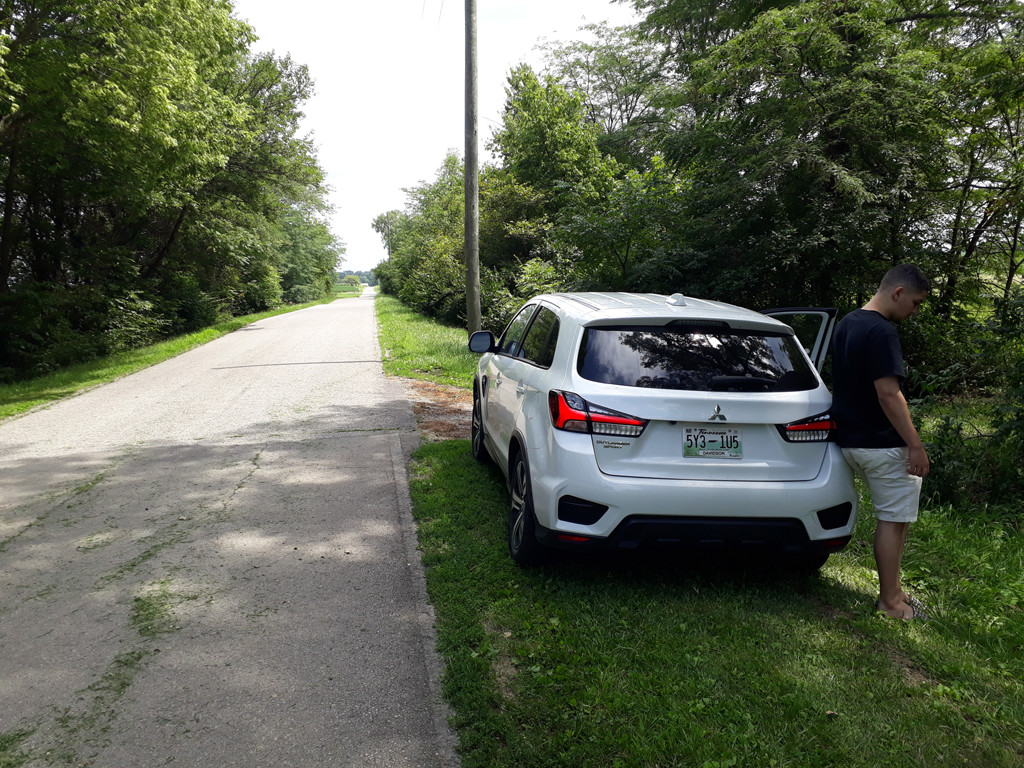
left=830, top=309, right=906, bottom=448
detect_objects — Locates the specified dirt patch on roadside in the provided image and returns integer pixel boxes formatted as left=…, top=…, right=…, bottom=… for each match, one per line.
left=402, top=379, right=472, bottom=442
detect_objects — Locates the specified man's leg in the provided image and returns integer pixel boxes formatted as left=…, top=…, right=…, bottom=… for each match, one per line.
left=875, top=520, right=912, bottom=619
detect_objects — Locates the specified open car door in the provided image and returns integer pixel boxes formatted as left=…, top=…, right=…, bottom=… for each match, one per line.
left=761, top=307, right=838, bottom=373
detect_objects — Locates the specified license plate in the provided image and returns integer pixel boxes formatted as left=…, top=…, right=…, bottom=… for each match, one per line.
left=684, top=427, right=743, bottom=459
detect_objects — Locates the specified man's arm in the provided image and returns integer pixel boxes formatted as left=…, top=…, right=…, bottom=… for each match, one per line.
left=874, top=376, right=930, bottom=477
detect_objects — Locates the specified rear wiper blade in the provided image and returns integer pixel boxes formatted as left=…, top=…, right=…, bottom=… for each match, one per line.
left=710, top=375, right=777, bottom=391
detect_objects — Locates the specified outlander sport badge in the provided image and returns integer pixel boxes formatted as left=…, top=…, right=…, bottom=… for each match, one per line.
left=709, top=405, right=727, bottom=422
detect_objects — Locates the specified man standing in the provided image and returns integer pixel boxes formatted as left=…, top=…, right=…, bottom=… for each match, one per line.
left=831, top=264, right=931, bottom=620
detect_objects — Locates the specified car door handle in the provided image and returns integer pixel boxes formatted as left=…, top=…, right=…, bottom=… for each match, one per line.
left=494, top=373, right=502, bottom=388
left=516, top=384, right=527, bottom=396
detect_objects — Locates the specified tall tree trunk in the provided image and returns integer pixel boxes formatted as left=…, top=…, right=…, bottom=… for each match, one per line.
left=941, top=211, right=992, bottom=315
left=141, top=205, right=188, bottom=279
left=1002, top=215, right=1023, bottom=306
left=0, top=142, right=18, bottom=292
left=937, top=152, right=977, bottom=317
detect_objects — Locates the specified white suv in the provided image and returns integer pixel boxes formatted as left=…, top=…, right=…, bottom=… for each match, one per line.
left=468, top=292, right=858, bottom=569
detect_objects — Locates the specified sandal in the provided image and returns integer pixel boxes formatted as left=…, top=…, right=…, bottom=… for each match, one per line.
left=875, top=599, right=929, bottom=621
left=905, top=596, right=931, bottom=621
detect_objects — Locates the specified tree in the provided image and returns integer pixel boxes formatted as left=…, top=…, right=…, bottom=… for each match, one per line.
left=372, top=210, right=402, bottom=257
left=619, top=0, right=1024, bottom=312
left=649, top=0, right=955, bottom=305
left=478, top=166, right=549, bottom=269
left=278, top=208, right=344, bottom=304
left=0, top=1, right=336, bottom=379
left=540, top=22, right=672, bottom=165
left=0, top=0, right=251, bottom=292
left=629, top=0, right=794, bottom=64
left=373, top=153, right=466, bottom=322
left=927, top=11, right=1024, bottom=314
left=555, top=156, right=688, bottom=288
left=488, top=65, right=616, bottom=213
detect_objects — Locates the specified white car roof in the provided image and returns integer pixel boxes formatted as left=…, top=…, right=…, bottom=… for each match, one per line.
left=535, top=292, right=792, bottom=334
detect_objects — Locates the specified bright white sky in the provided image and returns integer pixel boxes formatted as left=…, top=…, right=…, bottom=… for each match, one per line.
left=229, top=0, right=640, bottom=272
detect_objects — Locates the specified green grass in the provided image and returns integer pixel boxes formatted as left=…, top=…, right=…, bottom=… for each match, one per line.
left=375, top=294, right=478, bottom=388
left=0, top=731, right=32, bottom=768
left=0, top=296, right=338, bottom=421
left=333, top=282, right=363, bottom=295
left=373, top=294, right=1024, bottom=768
left=411, top=443, right=1024, bottom=768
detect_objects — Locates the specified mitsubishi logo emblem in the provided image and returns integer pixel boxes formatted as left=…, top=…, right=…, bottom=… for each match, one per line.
left=709, top=405, right=727, bottom=422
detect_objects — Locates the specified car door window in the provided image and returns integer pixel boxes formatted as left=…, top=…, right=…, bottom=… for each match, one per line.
left=498, top=305, right=536, bottom=357
left=761, top=308, right=837, bottom=372
left=519, top=307, right=560, bottom=368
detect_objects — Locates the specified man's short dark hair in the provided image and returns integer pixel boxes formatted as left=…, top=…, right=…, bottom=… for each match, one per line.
left=879, top=263, right=930, bottom=294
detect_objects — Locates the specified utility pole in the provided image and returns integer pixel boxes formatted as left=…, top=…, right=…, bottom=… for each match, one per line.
left=464, top=0, right=481, bottom=334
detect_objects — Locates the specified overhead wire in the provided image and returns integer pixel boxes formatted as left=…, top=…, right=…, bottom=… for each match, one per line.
left=422, top=0, right=444, bottom=25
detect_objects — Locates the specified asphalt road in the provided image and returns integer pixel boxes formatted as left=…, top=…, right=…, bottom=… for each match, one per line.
left=0, top=291, right=459, bottom=767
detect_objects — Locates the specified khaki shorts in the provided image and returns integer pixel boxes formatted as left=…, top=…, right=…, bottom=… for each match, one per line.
left=841, top=447, right=922, bottom=524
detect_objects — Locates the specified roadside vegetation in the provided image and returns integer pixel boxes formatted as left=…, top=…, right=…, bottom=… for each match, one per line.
left=334, top=282, right=363, bottom=296
left=376, top=295, right=479, bottom=387
left=376, top=296, right=1024, bottom=768
left=1, top=1, right=344, bottom=385
left=371, top=1, right=1024, bottom=514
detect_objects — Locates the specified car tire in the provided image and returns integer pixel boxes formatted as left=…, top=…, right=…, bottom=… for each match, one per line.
left=508, top=449, right=545, bottom=566
left=793, top=551, right=829, bottom=573
left=471, top=387, right=490, bottom=464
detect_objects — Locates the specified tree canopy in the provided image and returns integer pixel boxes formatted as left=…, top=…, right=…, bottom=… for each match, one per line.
left=375, top=0, right=1023, bottom=327
left=0, top=0, right=342, bottom=380
left=371, top=0, right=1023, bottom=503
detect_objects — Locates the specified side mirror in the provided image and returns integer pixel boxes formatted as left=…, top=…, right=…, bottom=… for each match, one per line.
left=468, top=330, right=496, bottom=354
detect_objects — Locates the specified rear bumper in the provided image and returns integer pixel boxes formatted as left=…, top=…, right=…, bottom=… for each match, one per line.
left=536, top=514, right=852, bottom=556
left=528, top=434, right=858, bottom=552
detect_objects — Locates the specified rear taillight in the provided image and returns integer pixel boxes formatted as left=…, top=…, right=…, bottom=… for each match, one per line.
left=778, top=413, right=836, bottom=442
left=548, top=391, right=648, bottom=438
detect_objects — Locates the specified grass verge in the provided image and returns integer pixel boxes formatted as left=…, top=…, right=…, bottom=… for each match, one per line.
left=375, top=294, right=478, bottom=388
left=411, top=441, right=1024, bottom=768
left=373, top=294, right=1024, bottom=767
left=0, top=296, right=339, bottom=421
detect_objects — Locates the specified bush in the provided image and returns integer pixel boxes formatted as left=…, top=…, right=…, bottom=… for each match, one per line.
left=922, top=290, right=1024, bottom=511
left=923, top=411, right=1022, bottom=512
left=103, top=291, right=169, bottom=353
left=480, top=268, right=519, bottom=333
left=153, top=272, right=222, bottom=335
left=0, top=284, right=107, bottom=382
left=373, top=257, right=405, bottom=297
left=282, top=283, right=327, bottom=304
left=902, top=304, right=1006, bottom=399
left=233, top=262, right=283, bottom=314
left=397, top=251, right=466, bottom=326
left=989, top=295, right=1024, bottom=502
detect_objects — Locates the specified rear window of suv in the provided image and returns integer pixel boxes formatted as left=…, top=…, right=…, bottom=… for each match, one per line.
left=577, top=325, right=817, bottom=392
